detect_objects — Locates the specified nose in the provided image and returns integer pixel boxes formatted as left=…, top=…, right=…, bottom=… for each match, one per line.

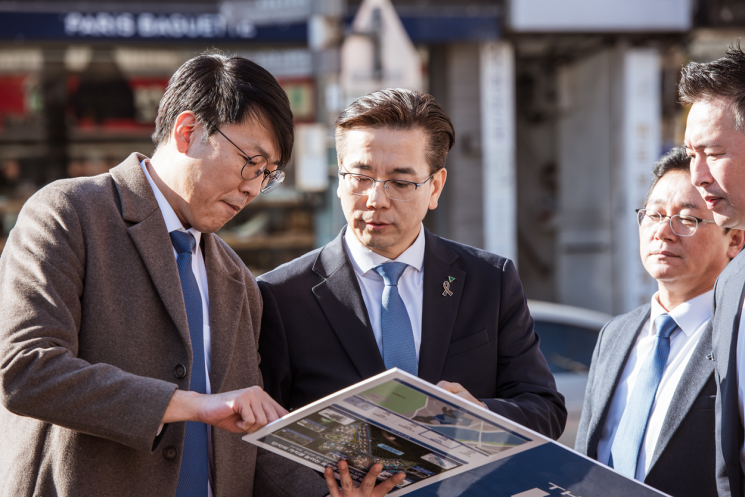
left=689, top=153, right=712, bottom=188
left=239, top=172, right=263, bottom=198
left=365, top=180, right=389, bottom=208
left=653, top=217, right=677, bottom=242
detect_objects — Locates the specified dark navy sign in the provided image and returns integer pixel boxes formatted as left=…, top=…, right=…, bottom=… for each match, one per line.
left=0, top=11, right=306, bottom=43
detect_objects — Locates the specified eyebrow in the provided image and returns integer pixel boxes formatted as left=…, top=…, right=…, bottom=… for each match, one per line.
left=685, top=141, right=721, bottom=150
left=347, top=162, right=418, bottom=175
left=648, top=199, right=700, bottom=210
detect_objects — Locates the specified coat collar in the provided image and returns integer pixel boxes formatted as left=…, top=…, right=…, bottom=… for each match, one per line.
left=418, top=229, right=464, bottom=384
left=111, top=154, right=193, bottom=361
left=311, top=227, right=464, bottom=383
left=110, top=153, right=245, bottom=390
left=203, top=234, right=246, bottom=392
left=585, top=304, right=650, bottom=458
left=312, top=227, right=386, bottom=379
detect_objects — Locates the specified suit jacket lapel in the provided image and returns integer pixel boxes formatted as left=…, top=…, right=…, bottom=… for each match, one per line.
left=312, top=229, right=386, bottom=379
left=203, top=234, right=246, bottom=393
left=418, top=230, right=465, bottom=384
left=586, top=305, right=650, bottom=457
left=647, top=322, right=714, bottom=472
left=111, top=154, right=192, bottom=356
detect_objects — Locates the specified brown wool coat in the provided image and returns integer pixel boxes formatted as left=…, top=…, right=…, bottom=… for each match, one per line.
left=0, top=153, right=328, bottom=497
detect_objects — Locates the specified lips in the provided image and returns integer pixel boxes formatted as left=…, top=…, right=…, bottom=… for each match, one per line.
left=650, top=249, right=679, bottom=258
left=222, top=200, right=242, bottom=214
left=703, top=195, right=723, bottom=209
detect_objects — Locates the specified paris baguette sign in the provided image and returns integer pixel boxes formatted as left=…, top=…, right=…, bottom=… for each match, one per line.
left=0, top=9, right=307, bottom=42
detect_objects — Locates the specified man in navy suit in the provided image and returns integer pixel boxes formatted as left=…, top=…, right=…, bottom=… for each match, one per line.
left=576, top=147, right=744, bottom=497
left=257, top=90, right=566, bottom=489
left=681, top=44, right=745, bottom=496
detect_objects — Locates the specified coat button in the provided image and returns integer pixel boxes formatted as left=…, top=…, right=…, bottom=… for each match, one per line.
left=174, top=364, right=187, bottom=379
left=163, top=446, right=178, bottom=460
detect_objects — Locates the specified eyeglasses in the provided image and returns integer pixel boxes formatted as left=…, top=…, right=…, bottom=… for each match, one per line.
left=636, top=208, right=717, bottom=236
left=211, top=125, right=285, bottom=194
left=338, top=169, right=434, bottom=201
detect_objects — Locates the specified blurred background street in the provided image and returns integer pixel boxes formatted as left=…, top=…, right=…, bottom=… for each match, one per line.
left=0, top=0, right=742, bottom=445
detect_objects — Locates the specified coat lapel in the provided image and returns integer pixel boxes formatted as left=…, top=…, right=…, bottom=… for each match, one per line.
left=586, top=305, right=650, bottom=457
left=111, top=154, right=193, bottom=358
left=203, top=234, right=246, bottom=393
left=417, top=231, right=465, bottom=384
left=647, top=322, right=714, bottom=472
left=311, top=229, right=386, bottom=379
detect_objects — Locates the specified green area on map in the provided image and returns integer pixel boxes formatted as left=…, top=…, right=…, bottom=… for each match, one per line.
left=362, top=381, right=428, bottom=416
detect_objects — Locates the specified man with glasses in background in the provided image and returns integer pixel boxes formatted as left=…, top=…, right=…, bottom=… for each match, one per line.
left=575, top=147, right=744, bottom=497
left=0, top=54, right=335, bottom=497
left=257, top=89, right=567, bottom=491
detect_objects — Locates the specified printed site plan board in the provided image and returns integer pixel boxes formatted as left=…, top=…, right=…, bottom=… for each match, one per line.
left=244, top=369, right=669, bottom=496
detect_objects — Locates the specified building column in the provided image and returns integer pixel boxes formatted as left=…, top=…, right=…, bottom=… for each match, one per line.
left=480, top=41, right=517, bottom=263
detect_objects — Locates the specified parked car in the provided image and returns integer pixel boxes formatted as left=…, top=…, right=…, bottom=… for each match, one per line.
left=527, top=300, right=614, bottom=448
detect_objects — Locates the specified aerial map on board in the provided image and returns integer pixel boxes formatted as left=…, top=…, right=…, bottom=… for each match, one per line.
left=244, top=369, right=671, bottom=496
left=357, top=381, right=528, bottom=456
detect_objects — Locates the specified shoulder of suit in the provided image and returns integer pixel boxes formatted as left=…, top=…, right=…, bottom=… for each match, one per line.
left=29, top=174, right=115, bottom=204
left=429, top=233, right=510, bottom=269
left=602, top=303, right=650, bottom=331
left=21, top=174, right=116, bottom=217
left=257, top=245, right=324, bottom=285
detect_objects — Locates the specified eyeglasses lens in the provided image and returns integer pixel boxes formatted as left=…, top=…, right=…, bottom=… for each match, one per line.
left=241, top=156, right=269, bottom=181
left=637, top=209, right=698, bottom=236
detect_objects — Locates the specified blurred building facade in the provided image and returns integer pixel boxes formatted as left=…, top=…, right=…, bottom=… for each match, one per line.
left=0, top=0, right=743, bottom=313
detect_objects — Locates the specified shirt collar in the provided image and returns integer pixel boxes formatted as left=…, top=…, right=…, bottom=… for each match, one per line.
left=649, top=289, right=713, bottom=337
left=344, top=223, right=426, bottom=277
left=140, top=159, right=202, bottom=251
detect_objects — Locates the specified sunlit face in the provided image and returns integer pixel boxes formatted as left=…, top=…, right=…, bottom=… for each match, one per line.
left=685, top=98, right=745, bottom=229
left=640, top=170, right=738, bottom=292
left=167, top=116, right=279, bottom=233
left=337, top=127, right=446, bottom=259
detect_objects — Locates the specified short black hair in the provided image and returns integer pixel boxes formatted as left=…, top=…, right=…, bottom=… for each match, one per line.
left=153, top=54, right=294, bottom=167
left=335, top=88, right=455, bottom=175
left=644, top=146, right=690, bottom=207
left=679, top=42, right=745, bottom=132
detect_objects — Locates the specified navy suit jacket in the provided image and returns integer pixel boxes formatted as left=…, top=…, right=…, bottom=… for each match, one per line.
left=257, top=227, right=567, bottom=439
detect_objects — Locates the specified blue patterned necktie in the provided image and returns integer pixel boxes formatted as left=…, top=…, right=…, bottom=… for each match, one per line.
left=169, top=231, right=209, bottom=497
left=609, top=313, right=678, bottom=479
left=373, top=262, right=418, bottom=376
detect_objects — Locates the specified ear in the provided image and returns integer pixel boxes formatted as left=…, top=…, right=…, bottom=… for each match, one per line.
left=727, top=228, right=745, bottom=259
left=172, top=111, right=200, bottom=155
left=428, top=168, right=447, bottom=210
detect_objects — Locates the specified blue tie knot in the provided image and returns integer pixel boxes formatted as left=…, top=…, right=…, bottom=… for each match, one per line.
left=373, top=262, right=408, bottom=286
left=170, top=230, right=196, bottom=255
left=654, top=314, right=678, bottom=339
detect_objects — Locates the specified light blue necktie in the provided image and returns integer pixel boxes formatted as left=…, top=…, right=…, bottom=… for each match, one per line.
left=373, top=262, right=418, bottom=376
left=170, top=231, right=209, bottom=497
left=609, top=313, right=678, bottom=479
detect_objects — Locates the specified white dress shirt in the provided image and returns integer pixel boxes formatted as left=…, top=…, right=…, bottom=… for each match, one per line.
left=597, top=290, right=711, bottom=481
left=343, top=224, right=425, bottom=358
left=141, top=160, right=214, bottom=496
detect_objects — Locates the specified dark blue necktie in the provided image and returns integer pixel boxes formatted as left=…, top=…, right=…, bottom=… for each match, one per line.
left=609, top=313, right=678, bottom=479
left=373, top=262, right=418, bottom=376
left=170, top=231, right=209, bottom=497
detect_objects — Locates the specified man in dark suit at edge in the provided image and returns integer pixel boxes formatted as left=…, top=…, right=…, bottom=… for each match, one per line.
left=575, top=147, right=744, bottom=496
left=681, top=45, right=745, bottom=497
left=257, top=89, right=567, bottom=485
